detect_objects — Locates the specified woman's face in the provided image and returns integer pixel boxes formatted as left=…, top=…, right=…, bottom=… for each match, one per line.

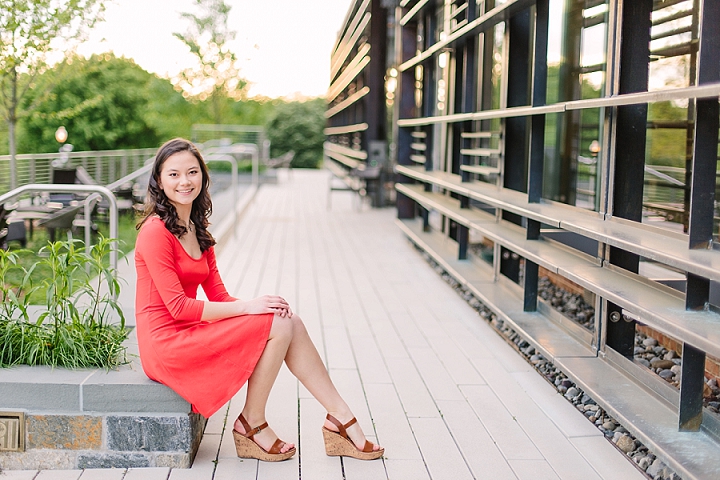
left=158, top=150, right=203, bottom=211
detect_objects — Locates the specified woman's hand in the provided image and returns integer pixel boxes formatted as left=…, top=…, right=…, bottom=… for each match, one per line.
left=240, top=295, right=293, bottom=318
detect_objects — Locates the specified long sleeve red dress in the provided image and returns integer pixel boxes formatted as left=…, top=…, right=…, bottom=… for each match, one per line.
left=134, top=216, right=273, bottom=418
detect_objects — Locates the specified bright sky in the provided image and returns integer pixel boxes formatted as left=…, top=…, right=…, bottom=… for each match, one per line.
left=76, top=0, right=354, bottom=99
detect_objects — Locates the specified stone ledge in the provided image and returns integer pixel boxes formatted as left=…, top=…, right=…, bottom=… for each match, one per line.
left=0, top=330, right=190, bottom=414
left=0, top=449, right=193, bottom=470
left=0, top=412, right=205, bottom=470
left=0, top=330, right=204, bottom=470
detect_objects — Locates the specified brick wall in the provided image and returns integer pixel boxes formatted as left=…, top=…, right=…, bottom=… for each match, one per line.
left=539, top=266, right=585, bottom=295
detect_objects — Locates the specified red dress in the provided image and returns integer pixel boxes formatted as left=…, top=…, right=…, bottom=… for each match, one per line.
left=134, top=216, right=273, bottom=417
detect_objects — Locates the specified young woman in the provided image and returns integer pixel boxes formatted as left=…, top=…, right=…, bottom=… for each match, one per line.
left=134, top=138, right=383, bottom=462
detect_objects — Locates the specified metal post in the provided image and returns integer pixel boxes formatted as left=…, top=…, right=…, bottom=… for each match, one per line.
left=84, top=193, right=101, bottom=272
left=606, top=0, right=652, bottom=357
left=524, top=0, right=549, bottom=312
left=503, top=8, right=531, bottom=195
left=524, top=219, right=541, bottom=312
left=396, top=5, right=418, bottom=220
left=679, top=343, right=707, bottom=431
left=679, top=0, right=720, bottom=431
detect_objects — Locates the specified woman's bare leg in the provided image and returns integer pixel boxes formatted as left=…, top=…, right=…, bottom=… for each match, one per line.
left=235, top=314, right=295, bottom=453
left=283, top=315, right=381, bottom=451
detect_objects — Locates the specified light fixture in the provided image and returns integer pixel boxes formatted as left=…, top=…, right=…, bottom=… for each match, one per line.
left=589, top=140, right=601, bottom=156
left=55, top=126, right=68, bottom=144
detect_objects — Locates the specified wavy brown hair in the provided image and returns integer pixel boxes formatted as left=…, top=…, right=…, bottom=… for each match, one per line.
left=137, top=138, right=216, bottom=252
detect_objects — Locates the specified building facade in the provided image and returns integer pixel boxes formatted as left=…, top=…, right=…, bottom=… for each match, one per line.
left=328, top=2, right=720, bottom=477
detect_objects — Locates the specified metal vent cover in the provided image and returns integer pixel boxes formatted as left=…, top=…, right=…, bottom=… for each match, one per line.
left=0, top=411, right=25, bottom=452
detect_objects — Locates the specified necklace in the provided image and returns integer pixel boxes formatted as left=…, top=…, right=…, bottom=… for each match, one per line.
left=185, top=220, right=194, bottom=233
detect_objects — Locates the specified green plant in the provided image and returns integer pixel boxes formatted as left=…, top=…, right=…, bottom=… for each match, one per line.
left=0, top=249, right=36, bottom=322
left=0, top=236, right=129, bottom=369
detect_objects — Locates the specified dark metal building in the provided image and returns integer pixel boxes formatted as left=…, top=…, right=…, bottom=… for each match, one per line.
left=328, top=1, right=720, bottom=477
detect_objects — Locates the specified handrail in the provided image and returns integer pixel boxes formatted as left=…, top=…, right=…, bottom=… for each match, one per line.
left=202, top=153, right=238, bottom=238
left=397, top=83, right=720, bottom=128
left=202, top=143, right=260, bottom=187
left=106, top=159, right=154, bottom=192
left=0, top=184, right=119, bottom=273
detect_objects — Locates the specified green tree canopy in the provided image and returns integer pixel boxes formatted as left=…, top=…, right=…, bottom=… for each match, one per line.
left=173, top=0, right=247, bottom=124
left=266, top=99, right=325, bottom=169
left=0, top=0, right=105, bottom=187
left=19, top=54, right=187, bottom=152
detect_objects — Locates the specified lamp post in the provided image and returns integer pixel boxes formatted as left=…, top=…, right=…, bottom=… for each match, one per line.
left=55, top=125, right=68, bottom=144
left=53, top=126, right=72, bottom=168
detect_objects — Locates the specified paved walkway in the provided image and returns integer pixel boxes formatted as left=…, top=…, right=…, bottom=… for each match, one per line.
left=1, top=170, right=645, bottom=480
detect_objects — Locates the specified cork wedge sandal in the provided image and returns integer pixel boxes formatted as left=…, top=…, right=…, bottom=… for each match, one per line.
left=321, top=414, right=384, bottom=460
left=232, top=414, right=296, bottom=462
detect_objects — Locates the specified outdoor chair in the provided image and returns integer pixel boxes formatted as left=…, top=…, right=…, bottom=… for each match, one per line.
left=50, top=167, right=78, bottom=205
left=37, top=204, right=83, bottom=242
left=0, top=204, right=27, bottom=250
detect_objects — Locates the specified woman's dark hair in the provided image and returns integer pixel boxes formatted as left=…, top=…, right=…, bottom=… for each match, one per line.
left=137, top=138, right=216, bottom=252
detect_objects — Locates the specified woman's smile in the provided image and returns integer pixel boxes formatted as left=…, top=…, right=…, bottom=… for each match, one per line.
left=159, top=150, right=203, bottom=210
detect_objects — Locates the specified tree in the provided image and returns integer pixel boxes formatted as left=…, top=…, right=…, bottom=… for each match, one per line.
left=0, top=0, right=105, bottom=188
left=172, top=0, right=247, bottom=125
left=19, top=54, right=182, bottom=152
left=266, top=99, right=325, bottom=169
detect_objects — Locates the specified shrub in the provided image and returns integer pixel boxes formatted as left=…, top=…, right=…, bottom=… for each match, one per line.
left=0, top=236, right=129, bottom=369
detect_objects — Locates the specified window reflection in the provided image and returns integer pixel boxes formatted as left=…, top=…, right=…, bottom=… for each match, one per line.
left=543, top=0, right=608, bottom=209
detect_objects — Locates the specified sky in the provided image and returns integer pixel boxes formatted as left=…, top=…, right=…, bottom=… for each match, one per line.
left=75, top=0, right=355, bottom=99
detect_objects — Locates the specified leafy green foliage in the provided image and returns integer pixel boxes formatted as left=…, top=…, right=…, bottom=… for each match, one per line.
left=19, top=54, right=178, bottom=152
left=0, top=249, right=36, bottom=322
left=16, top=54, right=277, bottom=153
left=0, top=0, right=106, bottom=187
left=0, top=236, right=128, bottom=369
left=647, top=101, right=688, bottom=168
left=266, top=99, right=325, bottom=169
left=173, top=0, right=247, bottom=124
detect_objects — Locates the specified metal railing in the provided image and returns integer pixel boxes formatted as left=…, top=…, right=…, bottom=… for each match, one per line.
left=0, top=185, right=119, bottom=272
left=0, top=148, right=156, bottom=192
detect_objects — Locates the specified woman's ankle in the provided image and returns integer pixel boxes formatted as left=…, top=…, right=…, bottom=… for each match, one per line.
left=236, top=411, right=266, bottom=433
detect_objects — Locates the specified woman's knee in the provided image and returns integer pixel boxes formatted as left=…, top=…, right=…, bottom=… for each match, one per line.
left=269, top=313, right=294, bottom=341
left=290, top=313, right=306, bottom=333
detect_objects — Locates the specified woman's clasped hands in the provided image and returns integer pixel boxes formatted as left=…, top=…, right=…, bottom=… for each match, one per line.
left=240, top=295, right=293, bottom=318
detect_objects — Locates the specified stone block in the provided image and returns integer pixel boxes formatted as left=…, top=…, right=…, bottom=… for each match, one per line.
left=82, top=373, right=190, bottom=413
left=77, top=452, right=150, bottom=469
left=26, top=415, right=102, bottom=450
left=155, top=452, right=191, bottom=468
left=0, top=449, right=75, bottom=470
left=106, top=415, right=200, bottom=452
left=0, top=366, right=92, bottom=411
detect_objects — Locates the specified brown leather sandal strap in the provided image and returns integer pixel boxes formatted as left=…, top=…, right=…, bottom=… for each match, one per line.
left=343, top=417, right=358, bottom=430
left=267, top=438, right=286, bottom=455
left=361, top=440, right=375, bottom=453
left=238, top=414, right=267, bottom=439
left=326, top=414, right=360, bottom=441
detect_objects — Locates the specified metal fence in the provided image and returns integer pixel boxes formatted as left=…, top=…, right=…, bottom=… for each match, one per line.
left=0, top=148, right=156, bottom=194
left=191, top=124, right=269, bottom=161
